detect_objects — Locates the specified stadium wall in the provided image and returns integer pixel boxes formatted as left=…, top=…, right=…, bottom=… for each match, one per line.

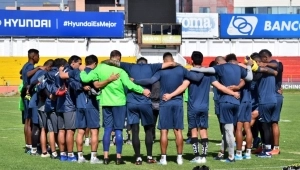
left=0, top=38, right=300, bottom=93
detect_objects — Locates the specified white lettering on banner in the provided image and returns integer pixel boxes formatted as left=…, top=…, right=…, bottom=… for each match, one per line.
left=63, top=21, right=117, bottom=28
left=281, top=84, right=300, bottom=89
left=178, top=17, right=212, bottom=29
left=3, top=19, right=51, bottom=27
left=264, top=21, right=300, bottom=31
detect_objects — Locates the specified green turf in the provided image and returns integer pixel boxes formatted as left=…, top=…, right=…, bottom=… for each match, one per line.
left=0, top=94, right=299, bottom=170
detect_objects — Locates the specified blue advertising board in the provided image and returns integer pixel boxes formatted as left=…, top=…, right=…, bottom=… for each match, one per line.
left=0, top=10, right=124, bottom=38
left=220, top=14, right=300, bottom=39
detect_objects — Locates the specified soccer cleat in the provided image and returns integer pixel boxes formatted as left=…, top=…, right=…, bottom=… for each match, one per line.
left=214, top=153, right=224, bottom=160
left=257, top=151, right=272, bottom=158
left=147, top=158, right=157, bottom=164
left=135, top=160, right=142, bottom=165
left=220, top=158, right=235, bottom=163
left=67, top=156, right=78, bottom=162
left=252, top=137, right=261, bottom=148
left=252, top=146, right=263, bottom=154
left=234, top=155, right=243, bottom=161
left=77, top=157, right=88, bottom=163
left=243, top=154, right=251, bottom=160
left=103, top=158, right=110, bottom=165
left=90, top=158, right=103, bottom=164
left=41, top=152, right=50, bottom=158
left=30, top=152, right=40, bottom=156
left=60, top=155, right=68, bottom=161
left=24, top=147, right=31, bottom=154
left=116, top=158, right=126, bottom=165
left=269, top=149, right=280, bottom=155
left=177, top=157, right=183, bottom=165
left=157, top=159, right=167, bottom=165
left=190, top=157, right=202, bottom=164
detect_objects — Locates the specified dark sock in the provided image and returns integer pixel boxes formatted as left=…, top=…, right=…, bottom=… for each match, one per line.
left=191, top=137, right=199, bottom=157
left=32, top=123, right=40, bottom=148
left=131, top=124, right=140, bottom=157
left=201, top=138, right=208, bottom=157
left=144, top=125, right=154, bottom=157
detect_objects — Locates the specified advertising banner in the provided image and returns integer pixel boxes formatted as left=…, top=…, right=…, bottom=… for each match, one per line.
left=142, top=35, right=181, bottom=45
left=220, top=14, right=300, bottom=39
left=176, top=13, right=219, bottom=38
left=0, top=10, right=124, bottom=38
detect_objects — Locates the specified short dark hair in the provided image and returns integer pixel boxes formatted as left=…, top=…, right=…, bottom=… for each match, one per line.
left=43, top=59, right=54, bottom=67
left=28, top=49, right=39, bottom=55
left=259, top=49, right=272, bottom=57
left=110, top=50, right=122, bottom=59
left=85, top=55, right=98, bottom=66
left=209, top=60, right=217, bottom=67
left=191, top=51, right=203, bottom=65
left=250, top=52, right=260, bottom=60
left=163, top=52, right=173, bottom=60
left=53, top=58, right=67, bottom=68
left=137, top=57, right=147, bottom=64
left=68, top=55, right=81, bottom=65
left=225, top=53, right=237, bottom=62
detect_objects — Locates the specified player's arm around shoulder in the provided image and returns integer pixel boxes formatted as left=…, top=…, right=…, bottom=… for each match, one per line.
left=119, top=69, right=150, bottom=97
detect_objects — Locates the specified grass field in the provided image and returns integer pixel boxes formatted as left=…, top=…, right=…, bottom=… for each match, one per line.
left=0, top=93, right=299, bottom=170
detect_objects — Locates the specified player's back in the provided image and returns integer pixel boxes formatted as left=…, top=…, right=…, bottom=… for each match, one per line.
left=257, top=74, right=277, bottom=104
left=123, top=63, right=160, bottom=105
left=97, top=64, right=127, bottom=106
left=214, top=63, right=247, bottom=105
left=159, top=66, right=186, bottom=106
left=188, top=73, right=214, bottom=111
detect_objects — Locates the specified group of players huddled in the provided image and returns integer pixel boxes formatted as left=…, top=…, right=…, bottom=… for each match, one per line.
left=19, top=48, right=283, bottom=165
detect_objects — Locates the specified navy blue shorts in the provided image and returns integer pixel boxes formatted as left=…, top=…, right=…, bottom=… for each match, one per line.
left=22, top=99, right=31, bottom=120
left=30, top=107, right=39, bottom=124
left=127, top=103, right=153, bottom=126
left=158, top=105, right=184, bottom=130
left=219, top=102, right=239, bottom=124
left=188, top=110, right=208, bottom=129
left=76, top=108, right=100, bottom=129
left=102, top=106, right=126, bottom=129
left=272, top=95, right=283, bottom=122
left=237, top=102, right=252, bottom=122
left=258, top=103, right=276, bottom=123
left=214, top=101, right=220, bottom=115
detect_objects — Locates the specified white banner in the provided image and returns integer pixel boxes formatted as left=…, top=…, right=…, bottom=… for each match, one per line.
left=176, top=13, right=219, bottom=38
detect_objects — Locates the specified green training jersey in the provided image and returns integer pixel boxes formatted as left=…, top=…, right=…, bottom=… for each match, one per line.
left=184, top=88, right=188, bottom=102
left=18, top=81, right=24, bottom=111
left=80, top=63, right=144, bottom=106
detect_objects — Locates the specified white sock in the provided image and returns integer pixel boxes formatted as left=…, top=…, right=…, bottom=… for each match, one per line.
left=177, top=154, right=182, bottom=159
left=78, top=152, right=84, bottom=159
left=147, top=156, right=153, bottom=160
left=246, top=149, right=251, bottom=156
left=26, top=144, right=32, bottom=148
left=236, top=150, right=242, bottom=156
left=68, top=152, right=74, bottom=157
left=274, top=146, right=279, bottom=150
left=161, top=155, right=166, bottom=160
left=90, top=152, right=97, bottom=160
left=265, top=145, right=271, bottom=150
left=31, top=147, right=37, bottom=153
left=137, top=157, right=142, bottom=161
left=60, top=152, right=66, bottom=156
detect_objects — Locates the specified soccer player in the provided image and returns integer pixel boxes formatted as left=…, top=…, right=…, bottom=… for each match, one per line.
left=55, top=55, right=82, bottom=162
left=20, top=49, right=44, bottom=153
left=191, top=56, right=253, bottom=162
left=28, top=59, right=54, bottom=156
left=162, top=51, right=240, bottom=164
left=224, top=54, right=253, bottom=160
left=102, top=56, right=179, bottom=164
left=60, top=55, right=111, bottom=163
left=43, top=58, right=68, bottom=159
left=80, top=50, right=151, bottom=165
left=259, top=49, right=283, bottom=155
left=133, top=52, right=204, bottom=165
